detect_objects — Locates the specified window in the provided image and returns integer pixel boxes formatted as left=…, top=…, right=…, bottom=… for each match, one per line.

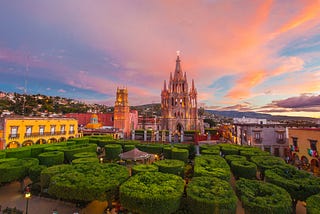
left=277, top=132, right=284, bottom=140
left=60, top=125, right=65, bottom=134
left=70, top=125, right=74, bottom=134
left=10, top=126, right=18, bottom=138
left=39, top=126, right=44, bottom=136
left=50, top=125, right=56, bottom=135
left=310, top=140, right=317, bottom=151
left=254, top=132, right=261, bottom=140
left=26, top=126, right=32, bottom=137
left=292, top=137, right=298, bottom=147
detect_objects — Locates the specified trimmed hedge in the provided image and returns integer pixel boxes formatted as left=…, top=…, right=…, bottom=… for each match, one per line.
left=38, top=151, right=64, bottom=167
left=40, top=164, right=73, bottom=191
left=306, top=194, right=320, bottom=214
left=163, top=146, right=172, bottom=159
left=48, top=163, right=129, bottom=201
left=224, top=155, right=247, bottom=165
left=194, top=155, right=231, bottom=181
left=199, top=144, right=220, bottom=153
left=73, top=152, right=97, bottom=159
left=251, top=156, right=286, bottom=179
left=236, top=178, right=292, bottom=214
left=72, top=157, right=99, bottom=165
left=153, top=159, right=185, bottom=177
left=5, top=147, right=31, bottom=159
left=171, top=148, right=189, bottom=163
left=63, top=143, right=97, bottom=162
left=201, top=149, right=220, bottom=156
left=105, top=144, right=122, bottom=161
left=187, top=176, right=237, bottom=214
left=173, top=144, right=196, bottom=158
left=220, top=144, right=239, bottom=156
left=136, top=144, right=163, bottom=154
left=239, top=147, right=270, bottom=160
left=230, top=160, right=257, bottom=179
left=0, top=159, right=25, bottom=183
left=265, top=165, right=320, bottom=206
left=120, top=172, right=184, bottom=214
left=0, top=151, right=6, bottom=159
left=29, top=165, right=47, bottom=183
left=123, top=144, right=135, bottom=152
left=44, top=146, right=65, bottom=152
left=131, top=164, right=159, bottom=176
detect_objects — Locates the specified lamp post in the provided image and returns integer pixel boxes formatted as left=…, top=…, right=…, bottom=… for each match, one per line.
left=24, top=190, right=31, bottom=214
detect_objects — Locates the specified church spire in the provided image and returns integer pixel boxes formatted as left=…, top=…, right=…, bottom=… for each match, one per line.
left=163, top=80, right=167, bottom=91
left=174, top=51, right=183, bottom=80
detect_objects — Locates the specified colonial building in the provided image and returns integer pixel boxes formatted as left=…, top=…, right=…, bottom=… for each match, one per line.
left=161, top=54, right=200, bottom=134
left=288, top=128, right=320, bottom=173
left=0, top=116, right=79, bottom=149
left=114, top=87, right=131, bottom=138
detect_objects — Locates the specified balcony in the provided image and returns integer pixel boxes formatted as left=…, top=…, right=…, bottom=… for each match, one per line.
left=23, top=131, right=68, bottom=138
left=276, top=138, right=286, bottom=144
left=9, top=134, right=20, bottom=140
left=254, top=138, right=262, bottom=144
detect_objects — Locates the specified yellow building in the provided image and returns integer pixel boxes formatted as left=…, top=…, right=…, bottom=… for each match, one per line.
left=0, top=116, right=79, bottom=149
left=85, top=113, right=103, bottom=129
left=288, top=128, right=320, bottom=173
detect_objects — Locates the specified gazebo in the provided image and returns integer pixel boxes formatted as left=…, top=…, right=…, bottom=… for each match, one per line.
left=119, top=148, right=151, bottom=162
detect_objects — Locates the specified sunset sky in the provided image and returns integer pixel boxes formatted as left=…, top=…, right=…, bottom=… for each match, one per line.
left=1, top=1, right=320, bottom=118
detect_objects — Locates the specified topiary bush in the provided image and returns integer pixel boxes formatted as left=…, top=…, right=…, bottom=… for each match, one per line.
left=194, top=155, right=231, bottom=181
left=265, top=164, right=320, bottom=211
left=173, top=144, right=196, bottom=158
left=236, top=178, right=292, bottom=214
left=40, top=164, right=73, bottom=191
left=187, top=176, right=237, bottom=214
left=171, top=148, right=189, bottom=163
left=29, top=165, right=47, bottom=183
left=120, top=172, right=184, bottom=214
left=21, top=157, right=40, bottom=177
left=72, top=157, right=99, bottom=165
left=63, top=143, right=97, bottom=162
left=224, top=155, right=247, bottom=165
left=131, top=164, right=158, bottom=176
left=220, top=144, right=239, bottom=156
left=105, top=144, right=122, bottom=161
left=230, top=160, right=257, bottom=179
left=136, top=144, right=163, bottom=154
left=48, top=163, right=129, bottom=202
left=73, top=152, right=97, bottom=159
left=38, top=151, right=64, bottom=167
left=239, top=147, right=270, bottom=160
left=123, top=144, right=135, bottom=152
left=306, top=194, right=320, bottom=214
left=0, top=151, right=6, bottom=159
left=251, top=156, right=286, bottom=179
left=201, top=149, right=220, bottom=156
left=153, top=159, right=185, bottom=177
left=5, top=147, right=31, bottom=159
left=163, top=146, right=172, bottom=159
left=199, top=144, right=220, bottom=153
left=0, top=159, right=25, bottom=183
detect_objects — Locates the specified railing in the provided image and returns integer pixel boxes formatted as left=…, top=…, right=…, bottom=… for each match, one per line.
left=254, top=138, right=262, bottom=144
left=276, top=138, right=285, bottom=144
left=9, top=134, right=20, bottom=139
left=23, top=131, right=68, bottom=138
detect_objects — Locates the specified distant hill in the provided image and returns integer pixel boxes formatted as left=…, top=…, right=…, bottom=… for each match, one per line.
left=205, top=110, right=317, bottom=121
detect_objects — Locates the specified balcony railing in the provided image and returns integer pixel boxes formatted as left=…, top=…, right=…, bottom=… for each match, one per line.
left=254, top=138, right=262, bottom=144
left=23, top=131, right=68, bottom=138
left=276, top=138, right=286, bottom=144
left=9, top=134, right=20, bottom=139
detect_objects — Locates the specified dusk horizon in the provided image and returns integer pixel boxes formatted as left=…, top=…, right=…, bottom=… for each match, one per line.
left=1, top=1, right=320, bottom=118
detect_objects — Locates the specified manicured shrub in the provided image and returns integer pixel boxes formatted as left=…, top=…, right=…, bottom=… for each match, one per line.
left=230, top=160, right=257, bottom=179
left=174, top=144, right=196, bottom=158
left=48, top=163, right=129, bottom=201
left=236, top=178, right=292, bottom=214
left=123, top=144, right=135, bottom=152
left=73, top=152, right=97, bottom=159
left=239, top=147, right=270, bottom=160
left=0, top=159, right=25, bottom=183
left=306, top=194, right=320, bottom=214
left=40, top=164, right=72, bottom=191
left=30, top=144, right=48, bottom=158
left=131, top=164, right=158, bottom=176
left=199, top=144, right=220, bottom=153
left=29, top=165, right=47, bottom=183
left=62, top=143, right=97, bottom=162
left=187, top=176, right=237, bottom=214
left=0, top=158, right=18, bottom=163
left=72, top=157, right=99, bottom=165
left=201, top=149, right=220, bottom=156
left=0, top=151, right=6, bottom=159
left=120, top=172, right=184, bottom=214
left=172, top=148, right=189, bottom=163
left=153, top=159, right=185, bottom=177
left=44, top=146, right=65, bottom=152
left=220, top=144, right=239, bottom=155
left=251, top=156, right=286, bottom=179
left=194, top=155, right=231, bottom=181
left=5, top=147, right=31, bottom=159
left=136, top=144, right=163, bottom=154
left=224, top=155, right=246, bottom=165
left=265, top=164, right=320, bottom=211
left=38, top=151, right=64, bottom=167
left=21, top=157, right=39, bottom=176
left=163, top=146, right=172, bottom=159
left=105, top=144, right=122, bottom=161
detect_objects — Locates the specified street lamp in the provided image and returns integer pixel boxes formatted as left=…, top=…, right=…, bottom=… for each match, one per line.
left=24, top=191, right=31, bottom=214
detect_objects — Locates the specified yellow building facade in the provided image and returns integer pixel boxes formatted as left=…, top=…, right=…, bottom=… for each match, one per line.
left=0, top=116, right=79, bottom=149
left=288, top=128, right=320, bottom=173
